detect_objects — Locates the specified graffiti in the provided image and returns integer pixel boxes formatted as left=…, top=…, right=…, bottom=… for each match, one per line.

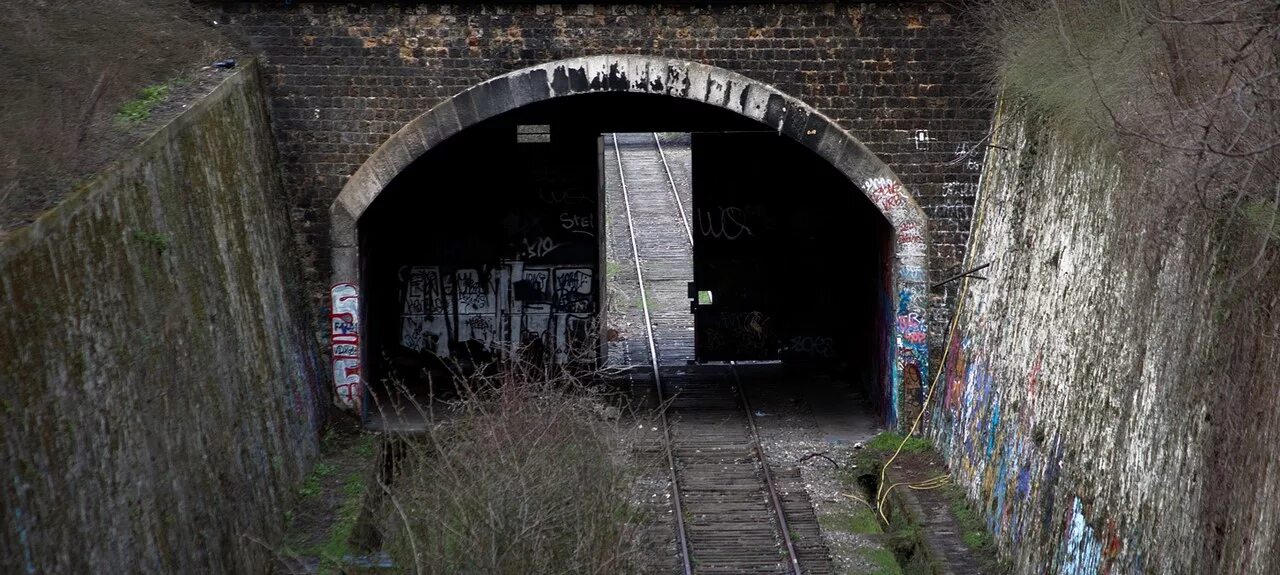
left=953, top=142, right=983, bottom=172
left=454, top=269, right=495, bottom=313
left=697, top=206, right=754, bottom=240
left=931, top=334, right=1145, bottom=575
left=537, top=187, right=590, bottom=205
left=863, top=177, right=906, bottom=211
left=559, top=212, right=596, bottom=237
left=398, top=263, right=596, bottom=364
left=897, top=221, right=924, bottom=245
left=701, top=310, right=773, bottom=356
left=517, top=268, right=552, bottom=305
left=943, top=336, right=967, bottom=410
left=457, top=313, right=499, bottom=347
left=520, top=312, right=553, bottom=347
left=913, top=129, right=931, bottom=150
left=521, top=236, right=562, bottom=259
left=896, top=311, right=926, bottom=344
left=330, top=283, right=361, bottom=410
left=899, top=266, right=926, bottom=284
left=400, top=267, right=449, bottom=356
left=895, top=289, right=928, bottom=401
left=1061, top=497, right=1104, bottom=573
left=787, top=335, right=836, bottom=359
left=553, top=268, right=593, bottom=313
left=502, top=212, right=544, bottom=237
left=942, top=181, right=978, bottom=196
left=557, top=313, right=594, bottom=363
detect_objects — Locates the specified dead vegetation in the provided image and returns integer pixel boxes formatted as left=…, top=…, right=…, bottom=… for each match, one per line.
left=0, top=0, right=236, bottom=235
left=362, top=351, right=648, bottom=574
left=980, top=0, right=1280, bottom=571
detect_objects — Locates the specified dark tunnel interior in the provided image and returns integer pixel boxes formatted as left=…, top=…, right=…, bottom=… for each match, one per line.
left=358, top=92, right=894, bottom=412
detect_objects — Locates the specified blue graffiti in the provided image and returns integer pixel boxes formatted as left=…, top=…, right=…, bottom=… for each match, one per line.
left=1060, top=497, right=1103, bottom=574
left=987, top=396, right=1001, bottom=457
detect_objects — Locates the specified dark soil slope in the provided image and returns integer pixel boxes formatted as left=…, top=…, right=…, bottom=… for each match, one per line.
left=0, top=0, right=239, bottom=235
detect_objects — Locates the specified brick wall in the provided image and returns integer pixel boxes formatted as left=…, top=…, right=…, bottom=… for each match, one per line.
left=206, top=1, right=993, bottom=396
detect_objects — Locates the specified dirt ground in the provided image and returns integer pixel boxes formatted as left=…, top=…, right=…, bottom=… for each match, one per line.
left=0, top=0, right=241, bottom=236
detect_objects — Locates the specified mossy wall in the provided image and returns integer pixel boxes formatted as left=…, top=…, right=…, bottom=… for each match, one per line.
left=0, top=62, right=324, bottom=573
left=930, top=105, right=1278, bottom=573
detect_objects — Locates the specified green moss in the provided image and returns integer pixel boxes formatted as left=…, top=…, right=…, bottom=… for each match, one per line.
left=131, top=229, right=170, bottom=253
left=1239, top=198, right=1280, bottom=242
left=857, top=546, right=905, bottom=575
left=866, top=432, right=933, bottom=454
left=297, top=462, right=335, bottom=500
left=116, top=83, right=171, bottom=124
left=315, top=475, right=366, bottom=572
left=353, top=435, right=375, bottom=457
left=942, top=486, right=994, bottom=552
left=821, top=503, right=884, bottom=535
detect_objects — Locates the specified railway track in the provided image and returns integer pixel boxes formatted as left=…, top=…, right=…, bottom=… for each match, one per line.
left=611, top=133, right=832, bottom=574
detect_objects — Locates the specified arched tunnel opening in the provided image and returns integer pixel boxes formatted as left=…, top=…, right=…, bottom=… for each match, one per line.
left=358, top=92, right=896, bottom=424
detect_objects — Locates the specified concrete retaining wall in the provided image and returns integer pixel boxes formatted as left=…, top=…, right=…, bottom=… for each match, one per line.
left=931, top=106, right=1279, bottom=573
left=0, top=62, right=324, bottom=573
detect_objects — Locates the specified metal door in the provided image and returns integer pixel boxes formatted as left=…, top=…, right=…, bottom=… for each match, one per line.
left=690, top=132, right=782, bottom=362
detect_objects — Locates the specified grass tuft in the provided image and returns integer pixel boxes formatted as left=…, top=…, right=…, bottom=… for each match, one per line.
left=942, top=486, right=994, bottom=552
left=858, top=546, right=905, bottom=575
left=866, top=431, right=932, bottom=454
left=115, top=84, right=171, bottom=125
left=990, top=0, right=1158, bottom=149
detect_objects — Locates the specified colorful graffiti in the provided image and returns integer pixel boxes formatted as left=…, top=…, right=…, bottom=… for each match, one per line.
left=862, top=176, right=930, bottom=427
left=933, top=336, right=1145, bottom=574
left=895, top=289, right=929, bottom=406
left=330, top=283, right=361, bottom=410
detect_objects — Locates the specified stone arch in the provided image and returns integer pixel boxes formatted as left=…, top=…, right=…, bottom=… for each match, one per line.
left=329, top=55, right=929, bottom=426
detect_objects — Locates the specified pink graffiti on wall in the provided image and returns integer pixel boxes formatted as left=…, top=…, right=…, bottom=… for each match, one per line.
left=897, top=311, right=927, bottom=344
left=330, top=283, right=361, bottom=411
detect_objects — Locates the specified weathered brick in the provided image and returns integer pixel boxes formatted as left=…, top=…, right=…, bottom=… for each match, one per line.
left=206, top=0, right=992, bottom=346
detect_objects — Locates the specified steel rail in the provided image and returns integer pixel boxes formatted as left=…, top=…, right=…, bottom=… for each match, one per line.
left=612, top=133, right=694, bottom=575
left=647, top=132, right=802, bottom=575
left=730, top=361, right=803, bottom=574
left=652, top=133, right=695, bottom=246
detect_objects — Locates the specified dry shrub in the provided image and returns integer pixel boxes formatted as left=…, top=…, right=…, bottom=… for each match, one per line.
left=981, top=0, right=1280, bottom=571
left=371, top=354, right=645, bottom=574
left=0, top=0, right=232, bottom=233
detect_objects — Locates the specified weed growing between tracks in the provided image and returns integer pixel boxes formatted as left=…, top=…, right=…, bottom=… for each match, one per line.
left=372, top=352, right=647, bottom=574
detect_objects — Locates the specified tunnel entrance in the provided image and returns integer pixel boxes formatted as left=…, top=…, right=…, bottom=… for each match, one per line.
left=358, top=92, right=895, bottom=424
left=337, top=56, right=929, bottom=428
left=688, top=131, right=891, bottom=367
left=601, top=130, right=892, bottom=374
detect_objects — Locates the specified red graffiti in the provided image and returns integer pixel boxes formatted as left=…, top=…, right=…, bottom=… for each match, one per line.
left=864, top=178, right=906, bottom=211
left=897, top=221, right=924, bottom=245
left=330, top=283, right=361, bottom=411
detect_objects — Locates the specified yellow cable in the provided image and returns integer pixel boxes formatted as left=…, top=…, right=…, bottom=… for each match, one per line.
left=875, top=93, right=1007, bottom=523
left=840, top=492, right=876, bottom=511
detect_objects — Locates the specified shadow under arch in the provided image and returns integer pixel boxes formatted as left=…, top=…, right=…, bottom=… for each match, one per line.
left=328, top=55, right=930, bottom=428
